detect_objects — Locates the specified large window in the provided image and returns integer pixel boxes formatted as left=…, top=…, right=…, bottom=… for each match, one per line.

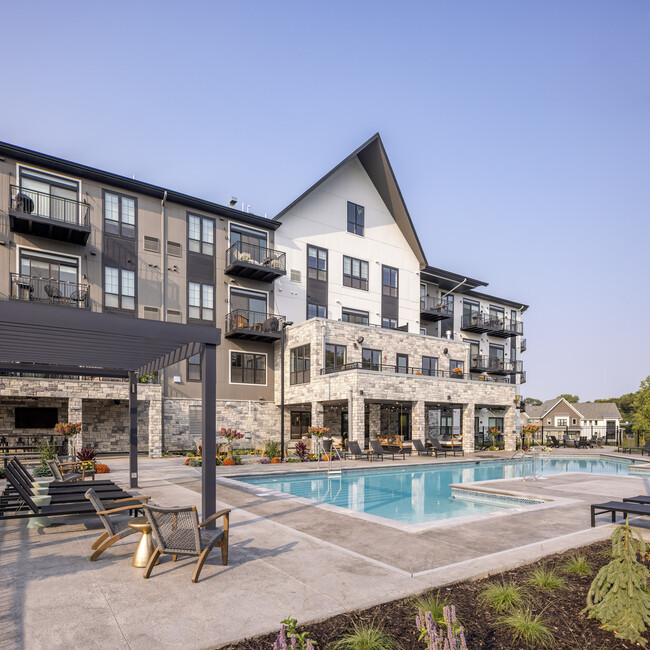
left=362, top=348, right=381, bottom=371
left=188, top=214, right=214, bottom=256
left=382, top=317, right=397, bottom=329
left=467, top=340, right=480, bottom=366
left=19, top=168, right=79, bottom=223
left=230, top=225, right=267, bottom=263
left=489, top=305, right=505, bottom=327
left=325, top=344, right=346, bottom=369
left=463, top=299, right=479, bottom=320
left=450, top=359, right=464, bottom=377
left=187, top=353, right=201, bottom=381
left=489, top=344, right=504, bottom=368
left=343, top=256, right=369, bottom=290
left=230, top=289, right=267, bottom=319
left=440, top=294, right=454, bottom=339
left=307, top=245, right=327, bottom=281
left=104, top=191, right=136, bottom=238
left=20, top=250, right=79, bottom=301
left=290, top=345, right=311, bottom=384
left=188, top=282, right=214, bottom=321
left=422, top=356, right=438, bottom=376
left=342, top=308, right=369, bottom=325
left=291, top=411, right=311, bottom=440
left=231, top=352, right=266, bottom=384
left=105, top=267, right=135, bottom=310
left=382, top=265, right=398, bottom=297
left=307, top=303, right=327, bottom=319
left=347, top=201, right=364, bottom=236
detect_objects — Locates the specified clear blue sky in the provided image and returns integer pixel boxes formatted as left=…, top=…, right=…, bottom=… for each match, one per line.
left=2, top=1, right=648, bottom=401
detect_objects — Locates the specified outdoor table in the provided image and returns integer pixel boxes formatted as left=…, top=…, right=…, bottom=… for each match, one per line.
left=28, top=495, right=52, bottom=529
left=128, top=517, right=157, bottom=568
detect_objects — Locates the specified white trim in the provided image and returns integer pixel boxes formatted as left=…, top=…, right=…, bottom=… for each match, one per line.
left=541, top=398, right=584, bottom=420
left=16, top=245, right=82, bottom=282
left=228, top=349, right=268, bottom=387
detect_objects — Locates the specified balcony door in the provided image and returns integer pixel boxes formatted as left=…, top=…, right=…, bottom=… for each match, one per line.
left=230, top=225, right=267, bottom=264
left=230, top=289, right=268, bottom=326
left=488, top=344, right=504, bottom=370
left=20, top=168, right=79, bottom=223
left=20, top=251, right=78, bottom=301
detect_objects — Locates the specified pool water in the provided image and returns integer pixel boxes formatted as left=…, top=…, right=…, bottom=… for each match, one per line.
left=236, top=456, right=636, bottom=525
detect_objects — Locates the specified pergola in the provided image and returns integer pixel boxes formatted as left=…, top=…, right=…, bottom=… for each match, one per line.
left=0, top=300, right=221, bottom=521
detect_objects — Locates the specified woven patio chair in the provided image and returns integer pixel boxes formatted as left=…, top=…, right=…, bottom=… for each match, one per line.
left=85, top=488, right=151, bottom=561
left=143, top=504, right=230, bottom=583
left=45, top=459, right=83, bottom=482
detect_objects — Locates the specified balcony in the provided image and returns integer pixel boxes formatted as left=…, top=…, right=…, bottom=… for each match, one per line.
left=320, top=363, right=511, bottom=383
left=461, top=313, right=523, bottom=338
left=420, top=297, right=452, bottom=322
left=225, top=241, right=286, bottom=282
left=225, top=309, right=285, bottom=342
left=9, top=185, right=91, bottom=245
left=10, top=273, right=89, bottom=309
left=521, top=338, right=527, bottom=352
left=470, top=355, right=522, bottom=375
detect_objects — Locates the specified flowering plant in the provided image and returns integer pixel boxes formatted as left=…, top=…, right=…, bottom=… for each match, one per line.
left=294, top=440, right=309, bottom=461
left=218, top=427, right=244, bottom=454
left=521, top=424, right=541, bottom=436
left=452, top=367, right=463, bottom=375
left=307, top=427, right=329, bottom=438
left=416, top=605, right=467, bottom=649
left=54, top=422, right=82, bottom=438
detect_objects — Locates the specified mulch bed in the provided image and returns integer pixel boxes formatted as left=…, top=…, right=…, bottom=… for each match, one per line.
left=221, top=540, right=646, bottom=649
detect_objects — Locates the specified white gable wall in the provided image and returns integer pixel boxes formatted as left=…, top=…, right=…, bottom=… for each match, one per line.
left=275, top=157, right=422, bottom=330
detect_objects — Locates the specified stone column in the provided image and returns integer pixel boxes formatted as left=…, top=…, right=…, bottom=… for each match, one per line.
left=148, top=399, right=163, bottom=458
left=67, top=397, right=83, bottom=455
left=311, top=402, right=324, bottom=428
left=411, top=401, right=426, bottom=443
left=462, top=403, right=475, bottom=454
left=504, top=405, right=517, bottom=452
left=369, top=404, right=381, bottom=446
left=348, top=393, right=365, bottom=445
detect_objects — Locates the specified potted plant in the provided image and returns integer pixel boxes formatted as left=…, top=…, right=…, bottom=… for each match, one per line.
left=487, top=427, right=502, bottom=448
left=218, top=427, right=245, bottom=457
left=54, top=422, right=82, bottom=454
left=452, top=367, right=463, bottom=377
left=521, top=424, right=541, bottom=448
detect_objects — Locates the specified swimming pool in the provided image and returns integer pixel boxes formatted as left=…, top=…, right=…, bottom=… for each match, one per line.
left=235, top=456, right=638, bottom=525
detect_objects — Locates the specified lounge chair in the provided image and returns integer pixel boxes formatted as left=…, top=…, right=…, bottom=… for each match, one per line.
left=143, top=504, right=230, bottom=583
left=617, top=440, right=650, bottom=455
left=548, top=435, right=560, bottom=448
left=623, top=495, right=650, bottom=505
left=430, top=437, right=464, bottom=457
left=8, top=458, right=114, bottom=491
left=344, top=441, right=372, bottom=461
left=577, top=436, right=591, bottom=449
left=85, top=488, right=151, bottom=561
left=562, top=435, right=576, bottom=448
left=370, top=439, right=406, bottom=460
left=412, top=440, right=433, bottom=456
left=591, top=500, right=650, bottom=527
left=45, top=458, right=95, bottom=482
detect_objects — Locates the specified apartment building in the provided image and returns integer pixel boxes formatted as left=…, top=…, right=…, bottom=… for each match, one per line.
left=0, top=134, right=527, bottom=454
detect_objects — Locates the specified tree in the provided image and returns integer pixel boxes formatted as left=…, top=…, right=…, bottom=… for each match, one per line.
left=595, top=393, right=637, bottom=420
left=557, top=394, right=579, bottom=403
left=523, top=397, right=542, bottom=406
left=633, top=377, right=650, bottom=431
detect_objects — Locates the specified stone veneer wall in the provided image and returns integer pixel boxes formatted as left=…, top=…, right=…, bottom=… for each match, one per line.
left=0, top=397, right=67, bottom=438
left=81, top=400, right=150, bottom=453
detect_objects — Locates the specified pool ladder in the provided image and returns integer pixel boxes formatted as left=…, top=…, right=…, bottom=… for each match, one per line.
left=315, top=439, right=343, bottom=475
left=502, top=449, right=538, bottom=481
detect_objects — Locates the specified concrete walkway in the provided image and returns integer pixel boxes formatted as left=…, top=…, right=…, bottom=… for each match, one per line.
left=1, top=451, right=649, bottom=649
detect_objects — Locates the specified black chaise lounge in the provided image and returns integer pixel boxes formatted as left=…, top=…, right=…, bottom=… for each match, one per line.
left=370, top=440, right=406, bottom=460
left=430, top=437, right=464, bottom=457
left=548, top=435, right=561, bottom=448
left=617, top=440, right=650, bottom=455
left=344, top=441, right=373, bottom=461
left=11, top=458, right=115, bottom=489
left=590, top=500, right=650, bottom=527
left=412, top=440, right=433, bottom=456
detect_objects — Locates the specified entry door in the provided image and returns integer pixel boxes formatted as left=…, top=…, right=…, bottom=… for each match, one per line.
left=396, top=354, right=408, bottom=374
left=341, top=410, right=349, bottom=448
left=290, top=412, right=311, bottom=439
left=440, top=415, right=453, bottom=437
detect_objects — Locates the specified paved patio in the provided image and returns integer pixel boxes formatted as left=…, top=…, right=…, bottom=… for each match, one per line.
left=2, top=450, right=650, bottom=649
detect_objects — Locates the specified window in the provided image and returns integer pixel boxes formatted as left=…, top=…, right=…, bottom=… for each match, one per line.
left=291, top=411, right=311, bottom=440
left=342, top=308, right=369, bottom=325
left=347, top=202, right=364, bottom=236
left=307, top=303, right=327, bottom=319
left=420, top=328, right=426, bottom=336
left=440, top=294, right=454, bottom=339
left=382, top=317, right=397, bottom=329
left=188, top=282, right=214, bottom=321
left=463, top=299, right=479, bottom=320
left=105, top=267, right=135, bottom=310
left=382, top=265, right=398, bottom=297
left=422, top=356, right=438, bottom=376
left=488, top=344, right=504, bottom=369
left=450, top=359, right=464, bottom=377
left=104, top=191, right=136, bottom=238
left=187, top=353, right=201, bottom=381
left=290, top=345, right=310, bottom=384
left=230, top=289, right=267, bottom=320
left=489, top=305, right=505, bottom=327
left=325, top=344, right=346, bottom=369
left=343, top=256, right=369, bottom=290
left=468, top=340, right=480, bottom=366
left=488, top=417, right=504, bottom=430
left=572, top=418, right=577, bottom=425
left=231, top=352, right=266, bottom=384
left=307, top=245, right=327, bottom=281
left=230, top=225, right=267, bottom=263
left=362, top=348, right=381, bottom=371
left=396, top=354, right=408, bottom=373
left=20, top=250, right=79, bottom=302
left=188, top=214, right=214, bottom=256
left=19, top=167, right=79, bottom=223
left=557, top=418, right=568, bottom=426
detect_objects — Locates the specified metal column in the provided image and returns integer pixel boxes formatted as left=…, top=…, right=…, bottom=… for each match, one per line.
left=202, top=343, right=217, bottom=526
left=128, top=371, right=138, bottom=488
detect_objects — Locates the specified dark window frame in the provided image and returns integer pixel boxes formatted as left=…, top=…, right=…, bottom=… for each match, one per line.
left=104, top=265, right=136, bottom=312
left=343, top=256, right=369, bottom=291
left=342, top=308, right=369, bottom=325
left=422, top=356, right=438, bottom=376
left=103, top=189, right=137, bottom=239
left=307, top=303, right=327, bottom=319
left=347, top=201, right=365, bottom=236
left=188, top=281, right=215, bottom=322
left=187, top=353, right=202, bottom=382
left=396, top=353, right=408, bottom=374
left=325, top=343, right=347, bottom=369
left=362, top=348, right=381, bottom=371
left=307, top=244, right=327, bottom=281
left=382, top=265, right=398, bottom=297
left=230, top=351, right=267, bottom=385
left=382, top=317, right=398, bottom=329
left=290, top=344, right=311, bottom=385
left=187, top=212, right=215, bottom=257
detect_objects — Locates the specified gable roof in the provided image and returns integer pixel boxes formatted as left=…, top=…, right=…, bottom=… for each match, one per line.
left=274, top=133, right=427, bottom=266
left=527, top=399, right=621, bottom=421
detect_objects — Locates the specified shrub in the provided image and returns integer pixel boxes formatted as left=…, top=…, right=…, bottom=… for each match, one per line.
left=584, top=519, right=650, bottom=645
left=332, top=621, right=397, bottom=649
left=527, top=566, right=566, bottom=590
left=222, top=457, right=236, bottom=466
left=76, top=446, right=98, bottom=462
left=95, top=463, right=111, bottom=474
left=498, top=609, right=555, bottom=648
left=412, top=593, right=448, bottom=626
left=294, top=440, right=309, bottom=461
left=478, top=580, right=526, bottom=613
left=188, top=458, right=202, bottom=467
left=271, top=457, right=282, bottom=464
left=563, top=555, right=592, bottom=576
left=265, top=440, right=280, bottom=459
left=416, top=605, right=468, bottom=649
left=33, top=463, right=52, bottom=477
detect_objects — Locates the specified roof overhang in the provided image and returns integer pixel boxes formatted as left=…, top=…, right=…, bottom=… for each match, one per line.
left=420, top=266, right=488, bottom=293
left=462, top=289, right=529, bottom=312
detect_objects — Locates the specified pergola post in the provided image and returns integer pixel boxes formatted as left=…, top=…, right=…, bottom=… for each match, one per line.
left=129, top=371, right=138, bottom=488
left=202, top=343, right=217, bottom=526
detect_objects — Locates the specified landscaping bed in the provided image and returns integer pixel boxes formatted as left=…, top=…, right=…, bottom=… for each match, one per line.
left=220, top=539, right=644, bottom=649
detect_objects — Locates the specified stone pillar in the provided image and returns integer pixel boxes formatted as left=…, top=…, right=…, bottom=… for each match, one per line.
left=504, top=405, right=517, bottom=452
left=148, top=399, right=163, bottom=458
left=311, top=402, right=324, bottom=428
left=462, top=403, right=475, bottom=454
left=369, top=404, right=381, bottom=446
left=412, top=401, right=426, bottom=443
left=67, top=397, right=83, bottom=455
left=348, top=394, right=365, bottom=445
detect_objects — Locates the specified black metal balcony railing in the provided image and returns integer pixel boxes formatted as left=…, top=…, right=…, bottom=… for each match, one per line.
left=320, top=363, right=511, bottom=383
left=521, top=338, right=527, bottom=352
left=225, top=309, right=285, bottom=341
left=420, top=296, right=452, bottom=321
left=461, top=313, right=523, bottom=337
left=225, top=241, right=286, bottom=281
left=470, top=355, right=523, bottom=375
left=10, top=273, right=89, bottom=309
left=10, top=185, right=89, bottom=227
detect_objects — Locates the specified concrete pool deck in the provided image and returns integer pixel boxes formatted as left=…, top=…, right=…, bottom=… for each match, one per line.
left=2, top=449, right=650, bottom=649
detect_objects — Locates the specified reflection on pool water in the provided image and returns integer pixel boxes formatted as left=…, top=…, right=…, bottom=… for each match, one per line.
left=236, top=456, right=637, bottom=525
